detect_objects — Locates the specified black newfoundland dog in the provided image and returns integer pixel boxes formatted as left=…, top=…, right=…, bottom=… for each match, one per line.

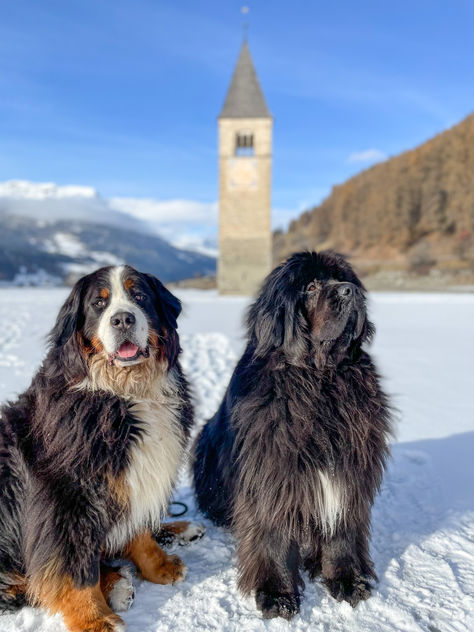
left=0, top=265, right=204, bottom=632
left=193, top=250, right=392, bottom=619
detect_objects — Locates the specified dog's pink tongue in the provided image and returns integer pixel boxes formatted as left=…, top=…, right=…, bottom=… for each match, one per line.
left=116, top=342, right=139, bottom=358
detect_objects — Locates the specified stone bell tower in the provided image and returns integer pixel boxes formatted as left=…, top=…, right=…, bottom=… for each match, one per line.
left=218, top=40, right=273, bottom=295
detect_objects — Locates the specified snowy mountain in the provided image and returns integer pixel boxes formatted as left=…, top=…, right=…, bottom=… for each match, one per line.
left=109, top=196, right=218, bottom=257
left=0, top=181, right=216, bottom=285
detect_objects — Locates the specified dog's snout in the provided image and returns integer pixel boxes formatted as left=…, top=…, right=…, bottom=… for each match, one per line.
left=110, top=311, right=136, bottom=331
left=336, top=283, right=356, bottom=298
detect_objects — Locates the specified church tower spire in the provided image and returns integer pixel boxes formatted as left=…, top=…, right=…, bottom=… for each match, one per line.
left=219, top=41, right=271, bottom=119
left=217, top=40, right=273, bottom=295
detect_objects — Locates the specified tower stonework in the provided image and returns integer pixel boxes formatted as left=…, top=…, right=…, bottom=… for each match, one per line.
left=218, top=41, right=273, bottom=295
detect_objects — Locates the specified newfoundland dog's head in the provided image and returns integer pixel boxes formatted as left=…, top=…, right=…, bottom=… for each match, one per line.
left=247, top=251, right=374, bottom=367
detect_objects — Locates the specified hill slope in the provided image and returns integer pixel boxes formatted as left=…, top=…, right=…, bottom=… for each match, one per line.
left=274, top=114, right=474, bottom=285
left=0, top=181, right=215, bottom=285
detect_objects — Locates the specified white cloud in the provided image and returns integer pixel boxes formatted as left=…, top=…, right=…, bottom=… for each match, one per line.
left=0, top=180, right=97, bottom=200
left=109, top=197, right=218, bottom=256
left=109, top=197, right=217, bottom=225
left=170, top=233, right=218, bottom=258
left=347, top=148, right=387, bottom=164
left=0, top=181, right=144, bottom=233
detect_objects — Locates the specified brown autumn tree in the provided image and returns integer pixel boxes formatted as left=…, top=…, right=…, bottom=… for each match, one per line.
left=274, top=113, right=474, bottom=279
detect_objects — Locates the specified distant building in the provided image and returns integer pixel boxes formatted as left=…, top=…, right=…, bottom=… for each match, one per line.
left=218, top=41, right=273, bottom=295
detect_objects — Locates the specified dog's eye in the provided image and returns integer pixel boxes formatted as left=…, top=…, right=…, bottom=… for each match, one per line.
left=134, top=293, right=146, bottom=302
left=307, top=282, right=317, bottom=292
left=94, top=299, right=106, bottom=308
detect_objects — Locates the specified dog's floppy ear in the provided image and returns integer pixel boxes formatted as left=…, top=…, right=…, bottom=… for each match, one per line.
left=144, top=273, right=182, bottom=331
left=349, top=317, right=375, bottom=358
left=48, top=276, right=87, bottom=348
left=360, top=318, right=375, bottom=344
left=247, top=261, right=308, bottom=363
left=144, top=273, right=182, bottom=369
left=46, top=275, right=89, bottom=383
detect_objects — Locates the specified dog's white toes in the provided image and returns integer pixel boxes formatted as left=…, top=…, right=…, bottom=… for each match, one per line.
left=108, top=566, right=135, bottom=612
left=177, top=522, right=206, bottom=545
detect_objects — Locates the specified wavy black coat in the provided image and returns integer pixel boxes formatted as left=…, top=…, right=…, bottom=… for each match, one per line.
left=193, top=251, right=392, bottom=619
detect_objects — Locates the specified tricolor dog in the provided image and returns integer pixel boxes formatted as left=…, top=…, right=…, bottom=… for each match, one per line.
left=0, top=265, right=204, bottom=632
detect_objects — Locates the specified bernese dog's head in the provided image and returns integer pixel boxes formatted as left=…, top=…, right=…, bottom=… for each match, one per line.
left=49, top=265, right=182, bottom=391
left=247, top=250, right=374, bottom=368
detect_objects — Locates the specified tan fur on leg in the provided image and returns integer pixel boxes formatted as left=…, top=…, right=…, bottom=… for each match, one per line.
left=161, top=520, right=192, bottom=535
left=124, top=530, right=186, bottom=584
left=29, top=573, right=124, bottom=632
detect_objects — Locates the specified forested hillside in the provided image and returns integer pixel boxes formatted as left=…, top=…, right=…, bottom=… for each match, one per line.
left=274, top=114, right=474, bottom=287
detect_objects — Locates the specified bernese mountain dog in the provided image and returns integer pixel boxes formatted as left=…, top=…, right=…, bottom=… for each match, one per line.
left=0, top=265, right=204, bottom=632
left=193, top=251, right=392, bottom=620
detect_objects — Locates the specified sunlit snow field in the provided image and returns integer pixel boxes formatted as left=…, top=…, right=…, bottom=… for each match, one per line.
left=0, top=288, right=473, bottom=632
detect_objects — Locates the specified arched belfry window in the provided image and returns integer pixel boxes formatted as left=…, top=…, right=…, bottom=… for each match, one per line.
left=235, top=131, right=254, bottom=156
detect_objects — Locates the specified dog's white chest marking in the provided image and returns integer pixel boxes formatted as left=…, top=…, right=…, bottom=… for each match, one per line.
left=316, top=471, right=345, bottom=536
left=126, top=397, right=183, bottom=527
left=106, top=377, right=185, bottom=553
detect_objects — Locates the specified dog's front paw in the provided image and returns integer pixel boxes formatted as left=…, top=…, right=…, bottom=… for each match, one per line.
left=154, top=554, right=188, bottom=585
left=73, top=613, right=125, bottom=632
left=107, top=565, right=135, bottom=613
left=154, top=521, right=206, bottom=547
left=325, top=572, right=372, bottom=607
left=255, top=590, right=300, bottom=620
left=176, top=522, right=206, bottom=546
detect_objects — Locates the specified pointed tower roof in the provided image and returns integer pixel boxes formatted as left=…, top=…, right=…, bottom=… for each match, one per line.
left=219, top=41, right=271, bottom=119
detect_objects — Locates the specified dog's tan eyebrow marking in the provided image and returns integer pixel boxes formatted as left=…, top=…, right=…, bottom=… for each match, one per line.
left=124, top=278, right=134, bottom=291
left=99, top=288, right=109, bottom=299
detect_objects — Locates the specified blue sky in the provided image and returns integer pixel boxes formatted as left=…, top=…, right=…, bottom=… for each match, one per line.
left=1, top=0, right=473, bottom=231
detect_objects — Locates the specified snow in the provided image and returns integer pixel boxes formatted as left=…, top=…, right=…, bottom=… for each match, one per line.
left=43, top=233, right=125, bottom=275
left=42, top=233, right=90, bottom=258
left=0, top=289, right=473, bottom=632
left=0, top=184, right=148, bottom=234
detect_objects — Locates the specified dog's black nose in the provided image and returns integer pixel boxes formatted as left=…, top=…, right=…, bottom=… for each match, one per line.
left=336, top=282, right=355, bottom=298
left=110, top=311, right=136, bottom=331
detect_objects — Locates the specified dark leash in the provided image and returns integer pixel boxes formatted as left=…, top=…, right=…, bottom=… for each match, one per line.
left=167, top=501, right=188, bottom=517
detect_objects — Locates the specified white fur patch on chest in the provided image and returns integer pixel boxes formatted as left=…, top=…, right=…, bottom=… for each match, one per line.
left=106, top=376, right=185, bottom=554
left=315, top=471, right=346, bottom=536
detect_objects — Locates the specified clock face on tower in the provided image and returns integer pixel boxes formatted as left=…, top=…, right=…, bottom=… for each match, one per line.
left=227, top=157, right=258, bottom=191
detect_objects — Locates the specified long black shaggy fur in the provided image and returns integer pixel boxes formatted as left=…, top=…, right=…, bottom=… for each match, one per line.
left=0, top=266, right=193, bottom=613
left=193, top=251, right=392, bottom=619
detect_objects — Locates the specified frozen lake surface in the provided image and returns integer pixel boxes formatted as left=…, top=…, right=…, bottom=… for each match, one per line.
left=0, top=288, right=473, bottom=632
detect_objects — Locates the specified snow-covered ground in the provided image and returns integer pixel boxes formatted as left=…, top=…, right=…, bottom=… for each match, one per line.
left=0, top=288, right=473, bottom=632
